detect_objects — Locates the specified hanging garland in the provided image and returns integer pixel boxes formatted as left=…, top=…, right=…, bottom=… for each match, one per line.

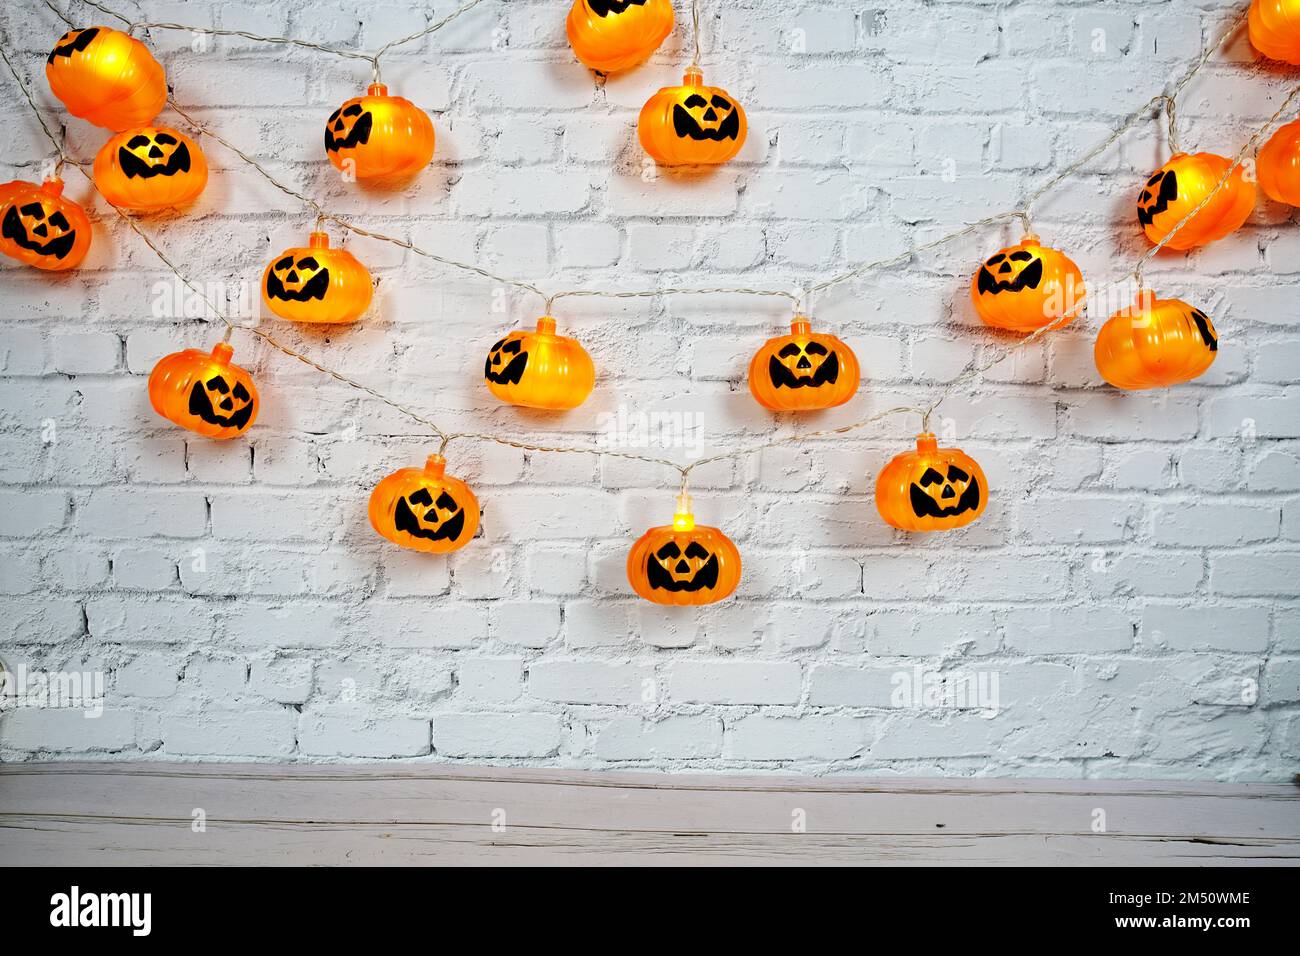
left=2, top=0, right=1299, bottom=608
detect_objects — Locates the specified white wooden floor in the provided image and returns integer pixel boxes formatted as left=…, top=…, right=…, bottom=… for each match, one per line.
left=0, top=763, right=1296, bottom=865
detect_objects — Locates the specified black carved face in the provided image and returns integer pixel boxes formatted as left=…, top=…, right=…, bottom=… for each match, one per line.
left=394, top=487, right=465, bottom=542
left=910, top=464, right=981, bottom=519
left=1, top=200, right=78, bottom=260
left=768, top=339, right=839, bottom=390
left=47, top=27, right=99, bottom=64
left=588, top=0, right=648, bottom=15
left=647, top=539, right=719, bottom=592
left=324, top=102, right=374, bottom=153
left=1138, top=168, right=1179, bottom=225
left=1190, top=307, right=1217, bottom=352
left=485, top=336, right=528, bottom=386
left=976, top=249, right=1043, bottom=295
left=188, top=374, right=254, bottom=429
left=673, top=92, right=740, bottom=142
left=266, top=254, right=330, bottom=302
left=117, top=131, right=191, bottom=180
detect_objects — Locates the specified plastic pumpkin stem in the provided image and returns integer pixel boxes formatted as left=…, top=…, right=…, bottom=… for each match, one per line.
left=915, top=432, right=939, bottom=455
left=424, top=454, right=447, bottom=477
left=308, top=231, right=330, bottom=249
left=683, top=66, right=703, bottom=87
left=536, top=315, right=557, bottom=335
left=790, top=316, right=812, bottom=335
left=368, top=83, right=389, bottom=97
left=673, top=492, right=695, bottom=532
left=211, top=342, right=234, bottom=365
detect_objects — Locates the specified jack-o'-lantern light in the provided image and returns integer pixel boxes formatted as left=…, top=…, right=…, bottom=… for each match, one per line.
left=0, top=177, right=92, bottom=271
left=484, top=316, right=596, bottom=410
left=148, top=342, right=260, bottom=439
left=748, top=316, right=860, bottom=411
left=566, top=0, right=674, bottom=73
left=1093, top=289, right=1218, bottom=390
left=627, top=493, right=741, bottom=605
left=970, top=234, right=1085, bottom=333
left=875, top=433, right=988, bottom=532
left=324, top=84, right=435, bottom=180
left=1136, top=152, right=1255, bottom=250
left=93, top=126, right=209, bottom=211
left=45, top=26, right=167, bottom=131
left=638, top=67, right=747, bottom=166
left=1258, top=117, right=1300, bottom=207
left=261, top=230, right=373, bottom=324
left=369, top=454, right=480, bottom=554
left=1248, top=0, right=1300, bottom=65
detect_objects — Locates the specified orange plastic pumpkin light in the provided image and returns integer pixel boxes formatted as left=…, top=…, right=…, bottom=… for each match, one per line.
left=638, top=67, right=747, bottom=166
left=484, top=316, right=596, bottom=410
left=93, top=126, right=209, bottom=211
left=369, top=454, right=480, bottom=554
left=45, top=26, right=166, bottom=131
left=1248, top=0, right=1300, bottom=64
left=0, top=177, right=92, bottom=271
left=324, top=84, right=435, bottom=180
left=1258, top=118, right=1300, bottom=207
left=875, top=433, right=988, bottom=533
left=1094, top=290, right=1218, bottom=390
left=748, top=316, right=860, bottom=411
left=567, top=0, right=674, bottom=73
left=148, top=342, right=260, bottom=440
left=1136, top=152, right=1255, bottom=250
left=261, top=231, right=373, bottom=324
left=970, top=234, right=1085, bottom=333
left=627, top=493, right=741, bottom=606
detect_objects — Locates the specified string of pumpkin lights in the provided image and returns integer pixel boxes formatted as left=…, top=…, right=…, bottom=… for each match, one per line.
left=3, top=0, right=1299, bottom=605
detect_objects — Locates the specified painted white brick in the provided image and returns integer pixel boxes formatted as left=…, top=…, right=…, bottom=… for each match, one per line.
left=457, top=657, right=523, bottom=702
left=595, top=715, right=723, bottom=760
left=299, top=714, right=431, bottom=757
left=728, top=715, right=869, bottom=761
left=161, top=710, right=295, bottom=757
left=529, top=660, right=652, bottom=704
left=1142, top=604, right=1271, bottom=653
left=1, top=709, right=135, bottom=753
left=435, top=712, right=563, bottom=758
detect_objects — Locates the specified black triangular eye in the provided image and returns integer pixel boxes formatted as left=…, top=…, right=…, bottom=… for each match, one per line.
left=710, top=95, right=731, bottom=109
left=435, top=491, right=458, bottom=511
left=1008, top=250, right=1034, bottom=262
left=205, top=376, right=230, bottom=393
left=777, top=343, right=801, bottom=358
left=296, top=257, right=319, bottom=270
left=947, top=465, right=969, bottom=482
left=20, top=203, right=44, bottom=217
left=918, top=467, right=944, bottom=487
left=501, top=339, right=522, bottom=354
left=275, top=256, right=294, bottom=270
left=804, top=341, right=828, bottom=355
left=232, top=383, right=250, bottom=401
left=986, top=253, right=1005, bottom=265
left=683, top=94, right=708, bottom=108
left=47, top=212, right=69, bottom=230
left=408, top=488, right=433, bottom=506
left=656, top=542, right=682, bottom=559
left=126, top=134, right=151, bottom=149
left=684, top=542, right=710, bottom=559
left=343, top=104, right=363, bottom=117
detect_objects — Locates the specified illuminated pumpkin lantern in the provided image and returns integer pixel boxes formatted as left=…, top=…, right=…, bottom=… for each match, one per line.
left=45, top=26, right=166, bottom=131
left=627, top=493, right=741, bottom=606
left=483, top=316, right=596, bottom=410
left=969, top=234, right=1085, bottom=333
left=148, top=342, right=260, bottom=440
left=0, top=177, right=92, bottom=271
left=324, top=84, right=435, bottom=180
left=875, top=433, right=988, bottom=532
left=747, top=316, right=860, bottom=411
left=369, top=454, right=480, bottom=554
left=261, top=231, right=373, bottom=324
left=1258, top=117, right=1300, bottom=207
left=1136, top=152, right=1254, bottom=250
left=92, top=126, right=209, bottom=211
left=1248, top=0, right=1300, bottom=64
left=566, top=0, right=674, bottom=73
left=638, top=67, right=747, bottom=166
left=1093, top=290, right=1218, bottom=390
left=0, top=181, right=27, bottom=207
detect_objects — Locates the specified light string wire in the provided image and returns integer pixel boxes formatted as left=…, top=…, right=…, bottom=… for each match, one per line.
left=4, top=3, right=1296, bottom=492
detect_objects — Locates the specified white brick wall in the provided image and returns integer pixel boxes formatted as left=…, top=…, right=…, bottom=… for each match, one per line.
left=0, top=0, right=1296, bottom=779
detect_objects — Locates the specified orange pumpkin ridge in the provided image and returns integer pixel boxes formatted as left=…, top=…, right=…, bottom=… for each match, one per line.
left=148, top=341, right=260, bottom=440
left=567, top=0, right=674, bottom=73
left=874, top=433, right=988, bottom=533
left=969, top=233, right=1085, bottom=333
left=45, top=25, right=167, bottom=131
left=0, top=177, right=92, bottom=271
left=1094, top=289, right=1218, bottom=390
left=368, top=454, right=480, bottom=554
left=1136, top=152, right=1255, bottom=251
left=324, top=83, right=435, bottom=180
left=262, top=231, right=374, bottom=324
left=638, top=67, right=747, bottom=166
left=626, top=493, right=742, bottom=606
left=93, top=126, right=209, bottom=211
left=748, top=316, right=860, bottom=411
left=1248, top=0, right=1300, bottom=65
left=1258, top=118, right=1300, bottom=207
left=484, top=315, right=596, bottom=410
